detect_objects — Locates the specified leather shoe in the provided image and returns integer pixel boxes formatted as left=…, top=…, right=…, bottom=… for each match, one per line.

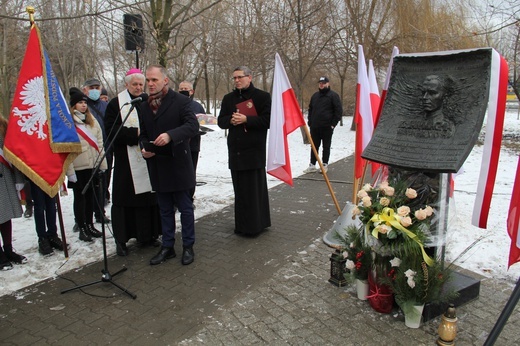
left=181, top=246, right=194, bottom=265
left=150, top=247, right=176, bottom=265
left=116, top=242, right=128, bottom=256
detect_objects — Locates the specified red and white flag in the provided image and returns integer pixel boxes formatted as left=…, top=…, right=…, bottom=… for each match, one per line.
left=4, top=24, right=80, bottom=197
left=368, top=60, right=380, bottom=123
left=508, top=157, right=520, bottom=268
left=354, top=45, right=373, bottom=179
left=267, top=53, right=305, bottom=186
left=375, top=46, right=399, bottom=126
left=367, top=59, right=381, bottom=175
left=471, top=50, right=508, bottom=228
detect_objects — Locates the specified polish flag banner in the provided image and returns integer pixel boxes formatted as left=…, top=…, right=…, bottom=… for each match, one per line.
left=375, top=46, right=399, bottom=126
left=354, top=45, right=373, bottom=179
left=4, top=24, right=80, bottom=197
left=507, top=157, right=520, bottom=268
left=267, top=53, right=305, bottom=186
left=471, top=50, right=508, bottom=228
left=367, top=59, right=381, bottom=176
left=368, top=59, right=380, bottom=123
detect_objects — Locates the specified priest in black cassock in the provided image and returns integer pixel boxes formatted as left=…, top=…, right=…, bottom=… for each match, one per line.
left=218, top=66, right=271, bottom=236
left=104, top=68, right=161, bottom=256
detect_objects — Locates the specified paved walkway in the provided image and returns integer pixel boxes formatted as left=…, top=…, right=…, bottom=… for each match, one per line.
left=1, top=156, right=519, bottom=345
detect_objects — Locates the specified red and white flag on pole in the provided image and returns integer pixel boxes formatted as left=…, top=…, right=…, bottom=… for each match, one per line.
left=267, top=53, right=306, bottom=186
left=368, top=59, right=380, bottom=123
left=375, top=46, right=399, bottom=126
left=471, top=50, right=508, bottom=228
left=367, top=59, right=381, bottom=176
left=4, top=24, right=80, bottom=197
left=354, top=45, right=374, bottom=179
left=507, top=156, right=520, bottom=268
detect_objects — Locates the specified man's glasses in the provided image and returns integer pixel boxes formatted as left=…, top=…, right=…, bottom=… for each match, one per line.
left=231, top=75, right=249, bottom=80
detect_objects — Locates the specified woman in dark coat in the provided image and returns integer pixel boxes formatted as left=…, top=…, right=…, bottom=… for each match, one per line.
left=104, top=69, right=161, bottom=256
left=218, top=66, right=271, bottom=236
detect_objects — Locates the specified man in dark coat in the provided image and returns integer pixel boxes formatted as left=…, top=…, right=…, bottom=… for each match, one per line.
left=304, top=76, right=343, bottom=174
left=104, top=68, right=161, bottom=256
left=139, top=65, right=199, bottom=266
left=218, top=66, right=271, bottom=236
left=178, top=80, right=206, bottom=202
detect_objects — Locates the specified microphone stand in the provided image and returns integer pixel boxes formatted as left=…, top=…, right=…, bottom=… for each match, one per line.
left=61, top=100, right=141, bottom=299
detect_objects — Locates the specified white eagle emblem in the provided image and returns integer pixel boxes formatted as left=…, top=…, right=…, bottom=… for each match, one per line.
left=12, top=76, right=47, bottom=140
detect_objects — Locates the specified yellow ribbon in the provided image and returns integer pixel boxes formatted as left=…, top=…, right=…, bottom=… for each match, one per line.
left=369, top=207, right=433, bottom=266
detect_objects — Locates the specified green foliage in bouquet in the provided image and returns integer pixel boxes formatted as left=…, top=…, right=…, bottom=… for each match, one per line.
left=352, top=180, right=436, bottom=265
left=335, top=225, right=372, bottom=282
left=381, top=255, right=458, bottom=316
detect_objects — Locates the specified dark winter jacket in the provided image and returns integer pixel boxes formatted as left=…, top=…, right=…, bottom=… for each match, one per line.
left=307, top=87, right=342, bottom=128
left=188, top=99, right=206, bottom=153
left=138, top=88, right=199, bottom=193
left=218, top=83, right=271, bottom=170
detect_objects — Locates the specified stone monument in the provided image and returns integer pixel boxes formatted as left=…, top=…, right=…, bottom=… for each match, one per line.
left=361, top=48, right=497, bottom=320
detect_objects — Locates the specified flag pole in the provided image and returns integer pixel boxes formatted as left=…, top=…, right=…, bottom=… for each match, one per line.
left=483, top=275, right=520, bottom=345
left=352, top=177, right=359, bottom=203
left=26, top=6, right=35, bottom=25
left=55, top=194, right=69, bottom=258
left=352, top=159, right=370, bottom=205
left=301, top=124, right=342, bottom=214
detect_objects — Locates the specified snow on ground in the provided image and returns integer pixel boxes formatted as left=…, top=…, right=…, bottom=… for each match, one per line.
left=1, top=108, right=519, bottom=297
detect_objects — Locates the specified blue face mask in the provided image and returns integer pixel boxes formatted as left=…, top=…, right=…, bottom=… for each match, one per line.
left=88, top=89, right=101, bottom=101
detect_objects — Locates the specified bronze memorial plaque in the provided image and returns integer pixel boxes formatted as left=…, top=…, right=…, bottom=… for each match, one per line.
left=362, top=48, right=492, bottom=173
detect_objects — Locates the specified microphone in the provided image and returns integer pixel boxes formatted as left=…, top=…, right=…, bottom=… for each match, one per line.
left=128, top=97, right=142, bottom=104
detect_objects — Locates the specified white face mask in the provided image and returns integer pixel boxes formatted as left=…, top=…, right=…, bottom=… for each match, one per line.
left=88, top=89, right=101, bottom=101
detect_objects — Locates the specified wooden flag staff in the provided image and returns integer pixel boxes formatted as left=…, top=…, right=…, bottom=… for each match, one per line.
left=352, top=160, right=370, bottom=205
left=301, top=125, right=342, bottom=214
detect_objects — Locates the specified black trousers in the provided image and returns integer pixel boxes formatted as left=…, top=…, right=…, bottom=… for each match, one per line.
left=309, top=126, right=334, bottom=164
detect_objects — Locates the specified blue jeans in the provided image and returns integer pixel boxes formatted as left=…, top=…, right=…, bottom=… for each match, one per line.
left=30, top=182, right=57, bottom=238
left=156, top=190, right=195, bottom=248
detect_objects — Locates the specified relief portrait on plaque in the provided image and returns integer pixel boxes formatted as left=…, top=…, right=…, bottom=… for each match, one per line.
left=362, top=48, right=493, bottom=173
left=397, top=74, right=456, bottom=139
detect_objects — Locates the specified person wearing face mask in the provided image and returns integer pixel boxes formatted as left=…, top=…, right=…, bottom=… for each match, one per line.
left=81, top=78, right=111, bottom=225
left=217, top=66, right=271, bottom=237
left=66, top=89, right=107, bottom=243
left=178, top=80, right=205, bottom=203
left=104, top=68, right=161, bottom=256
